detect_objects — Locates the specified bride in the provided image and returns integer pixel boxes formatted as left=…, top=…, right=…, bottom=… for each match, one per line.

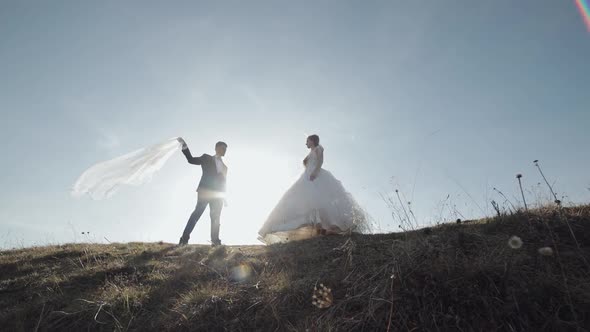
left=258, top=135, right=371, bottom=244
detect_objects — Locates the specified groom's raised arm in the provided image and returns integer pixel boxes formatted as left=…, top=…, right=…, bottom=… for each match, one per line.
left=178, top=138, right=203, bottom=165
left=182, top=147, right=203, bottom=165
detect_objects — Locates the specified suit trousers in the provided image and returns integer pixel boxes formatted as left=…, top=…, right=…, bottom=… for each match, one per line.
left=181, top=191, right=223, bottom=243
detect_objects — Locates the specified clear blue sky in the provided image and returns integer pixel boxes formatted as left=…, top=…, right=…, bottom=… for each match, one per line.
left=1, top=1, right=589, bottom=248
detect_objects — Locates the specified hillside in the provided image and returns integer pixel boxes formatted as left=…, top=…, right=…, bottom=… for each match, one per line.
left=1, top=205, right=590, bottom=331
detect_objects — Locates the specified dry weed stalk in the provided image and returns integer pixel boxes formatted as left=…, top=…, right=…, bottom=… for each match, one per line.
left=516, top=174, right=528, bottom=212
left=534, top=160, right=582, bottom=252
left=492, top=187, right=517, bottom=212
left=533, top=160, right=560, bottom=205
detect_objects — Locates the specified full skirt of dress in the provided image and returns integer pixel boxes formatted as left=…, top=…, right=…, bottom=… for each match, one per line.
left=258, top=168, right=370, bottom=244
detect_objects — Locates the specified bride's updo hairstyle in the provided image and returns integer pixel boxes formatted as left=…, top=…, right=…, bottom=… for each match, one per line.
left=307, top=134, right=320, bottom=147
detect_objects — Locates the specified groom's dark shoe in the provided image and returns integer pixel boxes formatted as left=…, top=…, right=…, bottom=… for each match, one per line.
left=179, top=236, right=189, bottom=246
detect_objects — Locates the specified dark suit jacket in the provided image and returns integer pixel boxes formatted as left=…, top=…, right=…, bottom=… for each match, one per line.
left=182, top=148, right=227, bottom=193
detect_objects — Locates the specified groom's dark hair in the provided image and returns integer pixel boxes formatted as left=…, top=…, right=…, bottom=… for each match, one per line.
left=216, top=141, right=228, bottom=149
left=308, top=135, right=320, bottom=146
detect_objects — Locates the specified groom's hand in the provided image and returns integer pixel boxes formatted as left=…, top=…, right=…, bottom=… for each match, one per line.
left=177, top=137, right=188, bottom=150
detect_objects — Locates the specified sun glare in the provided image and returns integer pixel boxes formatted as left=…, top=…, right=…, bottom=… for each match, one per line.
left=222, top=148, right=300, bottom=243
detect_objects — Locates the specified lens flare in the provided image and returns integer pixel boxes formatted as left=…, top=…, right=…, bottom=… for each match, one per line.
left=230, top=264, right=253, bottom=282
left=575, top=0, right=590, bottom=32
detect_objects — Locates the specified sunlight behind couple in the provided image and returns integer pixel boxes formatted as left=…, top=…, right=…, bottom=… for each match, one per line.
left=220, top=147, right=301, bottom=243
left=69, top=136, right=309, bottom=246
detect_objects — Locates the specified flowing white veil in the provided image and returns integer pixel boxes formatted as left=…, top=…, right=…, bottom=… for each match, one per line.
left=72, top=137, right=182, bottom=200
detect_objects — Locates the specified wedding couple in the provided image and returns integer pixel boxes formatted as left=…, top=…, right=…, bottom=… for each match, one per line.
left=177, top=135, right=369, bottom=246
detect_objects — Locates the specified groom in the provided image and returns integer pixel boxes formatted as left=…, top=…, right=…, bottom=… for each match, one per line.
left=177, top=138, right=228, bottom=246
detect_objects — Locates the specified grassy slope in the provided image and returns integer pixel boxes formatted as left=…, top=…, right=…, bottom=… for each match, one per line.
left=1, top=205, right=590, bottom=331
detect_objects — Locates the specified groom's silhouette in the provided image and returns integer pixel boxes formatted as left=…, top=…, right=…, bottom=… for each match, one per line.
left=177, top=138, right=228, bottom=246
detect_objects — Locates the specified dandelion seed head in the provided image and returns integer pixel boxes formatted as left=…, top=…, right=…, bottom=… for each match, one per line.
left=508, top=236, right=523, bottom=249
left=538, top=247, right=554, bottom=256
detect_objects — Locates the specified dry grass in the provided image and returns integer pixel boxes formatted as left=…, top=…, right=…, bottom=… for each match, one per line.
left=1, top=205, right=590, bottom=331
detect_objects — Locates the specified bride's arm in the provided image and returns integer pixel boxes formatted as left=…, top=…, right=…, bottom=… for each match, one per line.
left=310, top=147, right=324, bottom=180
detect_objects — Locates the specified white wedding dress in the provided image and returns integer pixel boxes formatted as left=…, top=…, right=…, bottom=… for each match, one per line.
left=258, top=145, right=370, bottom=244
